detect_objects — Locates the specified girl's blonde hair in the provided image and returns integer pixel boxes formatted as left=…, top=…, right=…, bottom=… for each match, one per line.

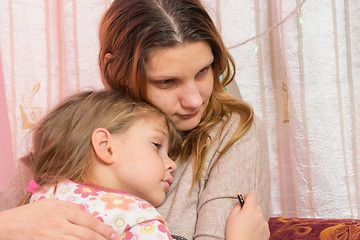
left=98, top=0, right=254, bottom=188
left=20, top=90, right=181, bottom=205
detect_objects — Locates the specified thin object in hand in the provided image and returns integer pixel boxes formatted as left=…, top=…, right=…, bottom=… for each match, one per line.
left=237, top=191, right=245, bottom=208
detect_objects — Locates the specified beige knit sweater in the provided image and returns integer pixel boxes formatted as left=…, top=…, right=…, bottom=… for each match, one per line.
left=157, top=114, right=271, bottom=239
left=0, top=114, right=271, bottom=240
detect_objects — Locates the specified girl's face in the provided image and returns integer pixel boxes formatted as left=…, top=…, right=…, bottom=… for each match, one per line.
left=145, top=41, right=214, bottom=131
left=109, top=117, right=177, bottom=207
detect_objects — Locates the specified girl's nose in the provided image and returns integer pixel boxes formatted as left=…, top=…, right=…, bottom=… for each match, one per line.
left=166, top=156, right=177, bottom=174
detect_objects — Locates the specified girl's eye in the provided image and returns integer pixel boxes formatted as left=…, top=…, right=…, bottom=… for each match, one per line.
left=153, top=142, right=161, bottom=149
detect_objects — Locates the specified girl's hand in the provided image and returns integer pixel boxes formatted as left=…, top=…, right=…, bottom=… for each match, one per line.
left=0, top=199, right=120, bottom=240
left=226, top=193, right=270, bottom=240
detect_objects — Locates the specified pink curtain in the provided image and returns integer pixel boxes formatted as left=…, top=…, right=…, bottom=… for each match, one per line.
left=1, top=0, right=359, bottom=219
left=0, top=51, right=14, bottom=192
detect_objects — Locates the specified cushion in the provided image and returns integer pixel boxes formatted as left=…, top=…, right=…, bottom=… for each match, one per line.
left=269, top=217, right=360, bottom=239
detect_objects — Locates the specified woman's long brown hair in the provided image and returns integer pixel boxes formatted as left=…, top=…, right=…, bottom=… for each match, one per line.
left=99, top=0, right=254, bottom=189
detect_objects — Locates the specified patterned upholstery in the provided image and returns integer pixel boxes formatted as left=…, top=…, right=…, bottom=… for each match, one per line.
left=269, top=217, right=360, bottom=239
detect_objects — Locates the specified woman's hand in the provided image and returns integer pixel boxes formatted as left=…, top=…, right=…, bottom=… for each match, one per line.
left=0, top=199, right=119, bottom=240
left=226, top=193, right=270, bottom=240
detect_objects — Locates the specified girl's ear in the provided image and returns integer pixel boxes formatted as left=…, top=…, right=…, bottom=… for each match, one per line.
left=92, top=128, right=114, bottom=164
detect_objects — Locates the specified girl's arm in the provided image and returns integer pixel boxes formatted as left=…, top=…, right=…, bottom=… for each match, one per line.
left=0, top=199, right=119, bottom=240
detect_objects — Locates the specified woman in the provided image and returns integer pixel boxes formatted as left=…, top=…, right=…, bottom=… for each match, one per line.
left=0, top=0, right=270, bottom=239
left=98, top=0, right=271, bottom=239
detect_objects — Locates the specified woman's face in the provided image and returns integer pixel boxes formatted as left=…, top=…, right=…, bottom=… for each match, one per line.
left=145, top=41, right=214, bottom=131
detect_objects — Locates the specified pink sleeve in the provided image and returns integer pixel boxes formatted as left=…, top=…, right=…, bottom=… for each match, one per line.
left=0, top=160, right=33, bottom=210
left=121, top=219, right=173, bottom=240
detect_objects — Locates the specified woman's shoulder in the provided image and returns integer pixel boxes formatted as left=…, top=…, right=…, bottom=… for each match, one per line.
left=203, top=112, right=269, bottom=171
left=210, top=112, right=267, bottom=145
left=200, top=112, right=269, bottom=194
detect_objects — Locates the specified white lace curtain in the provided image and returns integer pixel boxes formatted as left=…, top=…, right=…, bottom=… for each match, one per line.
left=0, top=0, right=359, bottom=219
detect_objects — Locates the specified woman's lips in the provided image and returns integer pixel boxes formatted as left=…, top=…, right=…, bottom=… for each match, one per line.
left=177, top=109, right=200, bottom=119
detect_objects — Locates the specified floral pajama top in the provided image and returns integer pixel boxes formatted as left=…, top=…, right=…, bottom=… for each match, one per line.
left=30, top=180, right=173, bottom=240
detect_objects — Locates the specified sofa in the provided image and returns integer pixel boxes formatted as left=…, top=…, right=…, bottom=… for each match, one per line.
left=269, top=217, right=360, bottom=239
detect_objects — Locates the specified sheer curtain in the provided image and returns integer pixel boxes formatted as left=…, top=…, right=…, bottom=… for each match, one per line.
left=0, top=52, right=14, bottom=191
left=1, top=0, right=359, bottom=218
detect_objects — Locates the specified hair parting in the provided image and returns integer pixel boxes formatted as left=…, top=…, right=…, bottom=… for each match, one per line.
left=98, top=0, right=254, bottom=189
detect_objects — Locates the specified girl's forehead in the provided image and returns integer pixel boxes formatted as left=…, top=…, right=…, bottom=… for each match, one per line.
left=133, top=116, right=169, bottom=139
left=138, top=114, right=168, bottom=128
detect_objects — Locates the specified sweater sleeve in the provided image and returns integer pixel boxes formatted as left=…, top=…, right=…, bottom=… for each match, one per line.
left=0, top=160, right=32, bottom=210
left=194, top=115, right=271, bottom=239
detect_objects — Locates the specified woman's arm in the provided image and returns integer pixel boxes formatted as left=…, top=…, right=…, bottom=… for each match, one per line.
left=195, top=115, right=271, bottom=239
left=0, top=199, right=119, bottom=240
left=0, top=159, right=32, bottom=210
left=226, top=193, right=270, bottom=240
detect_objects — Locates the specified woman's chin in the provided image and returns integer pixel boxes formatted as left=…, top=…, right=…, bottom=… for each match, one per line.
left=173, top=119, right=200, bottom=132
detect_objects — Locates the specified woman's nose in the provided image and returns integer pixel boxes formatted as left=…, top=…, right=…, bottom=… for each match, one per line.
left=179, top=81, right=202, bottom=109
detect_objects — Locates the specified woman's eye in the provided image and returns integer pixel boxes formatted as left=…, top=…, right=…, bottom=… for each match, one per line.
left=161, top=79, right=172, bottom=84
left=154, top=79, right=174, bottom=88
left=197, top=63, right=213, bottom=77
left=199, top=66, right=209, bottom=74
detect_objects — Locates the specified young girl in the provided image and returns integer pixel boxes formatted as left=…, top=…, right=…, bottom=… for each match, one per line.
left=20, top=90, right=181, bottom=239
